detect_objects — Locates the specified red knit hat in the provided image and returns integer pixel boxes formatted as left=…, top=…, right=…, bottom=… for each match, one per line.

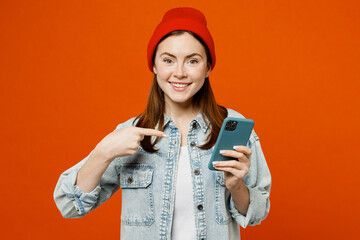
left=147, top=7, right=216, bottom=72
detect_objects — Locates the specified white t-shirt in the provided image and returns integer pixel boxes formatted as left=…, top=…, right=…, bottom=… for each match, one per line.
left=171, top=146, right=197, bottom=239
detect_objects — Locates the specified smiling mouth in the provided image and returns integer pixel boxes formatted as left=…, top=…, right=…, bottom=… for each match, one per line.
left=170, top=82, right=191, bottom=87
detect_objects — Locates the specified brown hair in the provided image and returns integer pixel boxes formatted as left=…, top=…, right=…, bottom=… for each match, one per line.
left=135, top=31, right=227, bottom=153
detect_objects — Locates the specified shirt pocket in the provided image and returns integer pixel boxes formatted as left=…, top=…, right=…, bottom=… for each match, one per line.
left=215, top=172, right=231, bottom=224
left=119, top=163, right=155, bottom=226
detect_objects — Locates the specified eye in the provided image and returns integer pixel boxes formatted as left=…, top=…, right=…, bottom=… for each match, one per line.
left=188, top=59, right=198, bottom=64
left=163, top=58, right=173, bottom=64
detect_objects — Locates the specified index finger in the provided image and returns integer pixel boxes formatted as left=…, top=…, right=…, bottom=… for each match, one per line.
left=233, top=145, right=252, bottom=158
left=137, top=127, right=168, bottom=137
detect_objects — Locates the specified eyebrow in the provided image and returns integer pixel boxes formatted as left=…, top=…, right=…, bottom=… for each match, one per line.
left=159, top=52, right=203, bottom=59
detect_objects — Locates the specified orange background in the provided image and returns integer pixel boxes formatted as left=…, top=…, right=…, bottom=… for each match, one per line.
left=1, top=0, right=359, bottom=239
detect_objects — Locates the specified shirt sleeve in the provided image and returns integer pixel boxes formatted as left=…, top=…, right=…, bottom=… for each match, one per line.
left=229, top=130, right=272, bottom=228
left=53, top=152, right=121, bottom=218
left=53, top=119, right=137, bottom=218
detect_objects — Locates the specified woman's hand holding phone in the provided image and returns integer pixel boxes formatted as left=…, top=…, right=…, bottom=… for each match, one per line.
left=213, top=144, right=252, bottom=216
left=207, top=117, right=254, bottom=215
left=212, top=145, right=252, bottom=192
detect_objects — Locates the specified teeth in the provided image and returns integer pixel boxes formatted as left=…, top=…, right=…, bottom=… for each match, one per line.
left=171, top=83, right=189, bottom=87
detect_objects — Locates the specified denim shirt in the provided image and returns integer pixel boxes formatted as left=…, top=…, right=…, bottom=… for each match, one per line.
left=54, top=109, right=271, bottom=240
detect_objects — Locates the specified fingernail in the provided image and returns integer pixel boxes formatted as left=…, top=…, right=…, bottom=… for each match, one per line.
left=233, top=146, right=239, bottom=149
left=220, top=150, right=226, bottom=154
left=162, top=134, right=168, bottom=137
left=212, top=161, right=219, bottom=166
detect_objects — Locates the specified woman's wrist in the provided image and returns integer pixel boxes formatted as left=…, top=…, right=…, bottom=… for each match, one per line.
left=228, top=181, right=250, bottom=215
left=229, top=181, right=247, bottom=194
left=91, top=146, right=114, bottom=164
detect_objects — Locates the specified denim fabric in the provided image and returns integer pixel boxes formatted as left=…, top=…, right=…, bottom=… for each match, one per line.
left=54, top=108, right=271, bottom=240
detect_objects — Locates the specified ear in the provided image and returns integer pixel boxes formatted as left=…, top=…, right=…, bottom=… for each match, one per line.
left=205, top=65, right=211, bottom=78
left=153, top=65, right=157, bottom=74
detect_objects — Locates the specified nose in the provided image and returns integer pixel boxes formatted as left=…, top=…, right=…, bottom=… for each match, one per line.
left=174, top=63, right=187, bottom=79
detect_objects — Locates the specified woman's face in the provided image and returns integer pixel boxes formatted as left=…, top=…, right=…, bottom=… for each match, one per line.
left=153, top=32, right=211, bottom=109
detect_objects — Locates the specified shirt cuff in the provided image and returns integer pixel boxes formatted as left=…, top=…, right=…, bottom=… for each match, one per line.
left=60, top=168, right=102, bottom=215
left=229, top=187, right=267, bottom=228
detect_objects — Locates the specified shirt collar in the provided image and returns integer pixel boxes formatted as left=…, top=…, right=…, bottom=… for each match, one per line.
left=162, top=111, right=210, bottom=133
left=193, top=111, right=210, bottom=133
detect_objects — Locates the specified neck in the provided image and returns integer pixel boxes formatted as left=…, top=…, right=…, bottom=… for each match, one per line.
left=165, top=100, right=199, bottom=124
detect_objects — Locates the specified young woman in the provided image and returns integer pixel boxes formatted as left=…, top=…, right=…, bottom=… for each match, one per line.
left=54, top=7, right=271, bottom=240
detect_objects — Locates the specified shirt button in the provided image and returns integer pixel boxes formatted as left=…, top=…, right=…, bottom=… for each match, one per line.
left=194, top=169, right=200, bottom=175
left=127, top=177, right=133, bottom=184
left=197, top=204, right=203, bottom=210
left=190, top=142, right=196, bottom=147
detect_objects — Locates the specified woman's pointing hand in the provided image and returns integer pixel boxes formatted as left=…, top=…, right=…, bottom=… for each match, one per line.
left=94, top=127, right=167, bottom=161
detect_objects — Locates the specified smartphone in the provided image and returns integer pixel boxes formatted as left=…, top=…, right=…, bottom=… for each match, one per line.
left=208, top=117, right=254, bottom=171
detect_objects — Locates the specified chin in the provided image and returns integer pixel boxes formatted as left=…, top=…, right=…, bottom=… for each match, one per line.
left=167, top=96, right=193, bottom=105
left=173, top=99, right=191, bottom=104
